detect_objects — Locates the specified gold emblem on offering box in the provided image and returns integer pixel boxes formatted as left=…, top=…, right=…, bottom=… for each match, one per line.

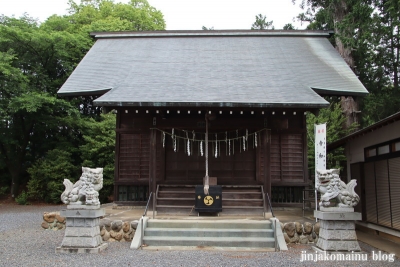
left=198, top=195, right=201, bottom=199
left=204, top=196, right=214, bottom=206
left=216, top=196, right=220, bottom=199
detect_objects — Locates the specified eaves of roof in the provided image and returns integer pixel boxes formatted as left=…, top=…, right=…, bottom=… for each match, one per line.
left=327, top=112, right=400, bottom=151
left=93, top=100, right=329, bottom=109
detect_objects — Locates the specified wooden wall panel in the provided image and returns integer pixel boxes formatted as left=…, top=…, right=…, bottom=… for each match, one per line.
left=117, top=133, right=150, bottom=184
left=271, top=134, right=281, bottom=181
left=256, top=133, right=264, bottom=183
left=364, top=162, right=377, bottom=224
left=164, top=137, right=257, bottom=185
left=281, top=134, right=303, bottom=180
left=389, top=158, right=400, bottom=230
left=271, top=133, right=304, bottom=183
left=375, top=160, right=391, bottom=228
left=116, top=110, right=307, bottom=192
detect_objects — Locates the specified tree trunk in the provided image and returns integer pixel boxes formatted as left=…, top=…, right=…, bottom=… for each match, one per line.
left=333, top=0, right=354, bottom=71
left=333, top=1, right=360, bottom=130
left=2, top=146, right=24, bottom=199
left=340, top=96, right=360, bottom=129
left=9, top=165, right=21, bottom=198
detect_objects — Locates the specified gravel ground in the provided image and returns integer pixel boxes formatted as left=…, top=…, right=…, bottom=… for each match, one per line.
left=0, top=204, right=399, bottom=267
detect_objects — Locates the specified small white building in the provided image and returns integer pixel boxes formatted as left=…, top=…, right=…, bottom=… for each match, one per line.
left=328, top=112, right=400, bottom=235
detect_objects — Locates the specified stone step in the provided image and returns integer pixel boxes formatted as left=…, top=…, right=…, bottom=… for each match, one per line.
left=222, top=199, right=263, bottom=206
left=222, top=193, right=263, bottom=199
left=217, top=207, right=265, bottom=215
left=157, top=193, right=263, bottom=199
left=146, top=219, right=272, bottom=229
left=142, top=236, right=275, bottom=248
left=156, top=200, right=264, bottom=206
left=141, top=246, right=275, bottom=252
left=155, top=206, right=196, bottom=215
left=145, top=227, right=274, bottom=238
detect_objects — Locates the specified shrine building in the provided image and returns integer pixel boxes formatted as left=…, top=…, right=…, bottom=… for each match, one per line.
left=58, top=30, right=368, bottom=213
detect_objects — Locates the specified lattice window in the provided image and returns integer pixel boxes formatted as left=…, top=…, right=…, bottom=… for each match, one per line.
left=271, top=133, right=304, bottom=182
left=118, top=133, right=150, bottom=182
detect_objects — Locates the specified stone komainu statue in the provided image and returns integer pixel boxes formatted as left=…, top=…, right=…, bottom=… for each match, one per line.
left=316, top=169, right=360, bottom=208
left=61, top=167, right=103, bottom=205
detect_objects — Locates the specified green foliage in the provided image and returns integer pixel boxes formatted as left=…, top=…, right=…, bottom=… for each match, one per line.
left=80, top=113, right=116, bottom=203
left=0, top=0, right=165, bottom=200
left=15, top=191, right=29, bottom=205
left=0, top=15, right=83, bottom=196
left=51, top=0, right=166, bottom=34
left=307, top=101, right=358, bottom=172
left=283, top=23, right=295, bottom=30
left=0, top=186, right=9, bottom=196
left=27, top=149, right=79, bottom=203
left=251, top=14, right=274, bottom=30
left=294, top=0, right=400, bottom=126
left=361, top=89, right=400, bottom=126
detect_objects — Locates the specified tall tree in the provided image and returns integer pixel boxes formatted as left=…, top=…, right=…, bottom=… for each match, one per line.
left=0, top=15, right=82, bottom=197
left=360, top=0, right=400, bottom=124
left=0, top=0, right=166, bottom=198
left=251, top=14, right=274, bottom=30
left=293, top=0, right=374, bottom=128
left=283, top=23, right=295, bottom=30
left=296, top=0, right=400, bottom=125
left=307, top=100, right=357, bottom=172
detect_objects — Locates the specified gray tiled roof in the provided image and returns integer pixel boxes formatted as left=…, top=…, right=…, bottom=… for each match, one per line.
left=57, top=31, right=368, bottom=108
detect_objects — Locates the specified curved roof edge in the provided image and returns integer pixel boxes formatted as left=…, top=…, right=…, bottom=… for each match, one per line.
left=312, top=87, right=368, bottom=97
left=57, top=88, right=112, bottom=97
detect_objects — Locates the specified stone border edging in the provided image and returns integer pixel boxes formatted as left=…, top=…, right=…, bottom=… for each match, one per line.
left=282, top=221, right=320, bottom=244
left=41, top=211, right=138, bottom=242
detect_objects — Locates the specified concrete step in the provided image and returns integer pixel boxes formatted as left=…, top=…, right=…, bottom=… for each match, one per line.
left=219, top=207, right=264, bottom=215
left=147, top=219, right=272, bottom=229
left=141, top=245, right=275, bottom=252
left=142, top=236, right=275, bottom=248
left=145, top=227, right=274, bottom=238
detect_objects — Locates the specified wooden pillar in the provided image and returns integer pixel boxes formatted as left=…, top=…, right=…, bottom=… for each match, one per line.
left=263, top=129, right=272, bottom=211
left=149, top=129, right=157, bottom=210
left=303, top=114, right=309, bottom=183
left=113, top=112, right=121, bottom=202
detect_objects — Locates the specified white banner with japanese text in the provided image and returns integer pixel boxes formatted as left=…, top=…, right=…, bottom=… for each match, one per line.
left=314, top=123, right=326, bottom=185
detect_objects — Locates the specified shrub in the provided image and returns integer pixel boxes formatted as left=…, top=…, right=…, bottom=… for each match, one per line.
left=27, top=149, right=79, bottom=203
left=0, top=186, right=9, bottom=196
left=80, top=113, right=115, bottom=203
left=15, top=191, right=29, bottom=205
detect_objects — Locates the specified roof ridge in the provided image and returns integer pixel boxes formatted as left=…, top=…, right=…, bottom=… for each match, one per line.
left=90, top=30, right=333, bottom=39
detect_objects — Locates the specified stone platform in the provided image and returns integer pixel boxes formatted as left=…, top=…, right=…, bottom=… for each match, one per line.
left=314, top=210, right=361, bottom=252
left=56, top=208, right=108, bottom=254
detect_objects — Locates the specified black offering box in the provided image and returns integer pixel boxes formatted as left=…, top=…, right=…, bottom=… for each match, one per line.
left=195, top=185, right=222, bottom=213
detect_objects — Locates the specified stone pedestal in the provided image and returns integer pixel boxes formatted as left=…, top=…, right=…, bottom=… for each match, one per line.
left=56, top=208, right=108, bottom=253
left=314, top=210, right=361, bottom=252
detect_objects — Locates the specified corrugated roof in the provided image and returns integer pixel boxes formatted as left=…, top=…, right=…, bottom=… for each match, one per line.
left=57, top=30, right=368, bottom=108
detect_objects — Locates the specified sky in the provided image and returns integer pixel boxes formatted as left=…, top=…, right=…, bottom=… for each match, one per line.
left=1, top=0, right=307, bottom=30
